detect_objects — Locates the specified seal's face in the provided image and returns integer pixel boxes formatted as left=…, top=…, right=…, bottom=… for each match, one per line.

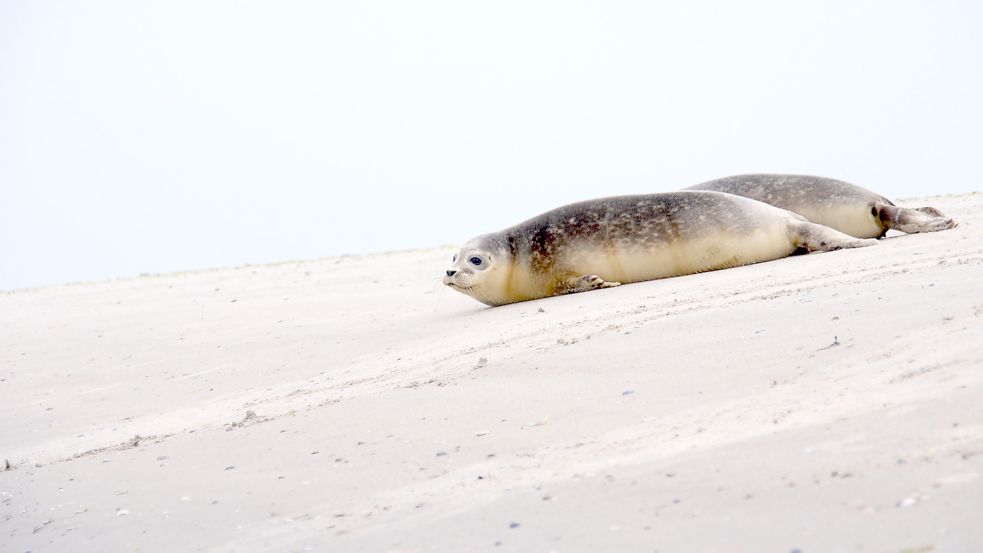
left=443, top=238, right=513, bottom=306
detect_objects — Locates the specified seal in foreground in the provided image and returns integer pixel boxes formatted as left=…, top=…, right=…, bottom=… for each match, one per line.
left=686, top=174, right=958, bottom=238
left=443, top=191, right=876, bottom=306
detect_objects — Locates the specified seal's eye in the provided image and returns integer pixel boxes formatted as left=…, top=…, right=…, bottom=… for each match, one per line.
left=452, top=254, right=457, bottom=262
left=469, top=256, right=483, bottom=266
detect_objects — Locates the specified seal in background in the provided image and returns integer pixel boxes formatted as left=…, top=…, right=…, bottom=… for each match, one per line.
left=686, top=174, right=958, bottom=238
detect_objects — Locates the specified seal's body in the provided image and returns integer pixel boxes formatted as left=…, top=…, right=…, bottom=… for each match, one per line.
left=444, top=191, right=876, bottom=306
left=686, top=174, right=958, bottom=239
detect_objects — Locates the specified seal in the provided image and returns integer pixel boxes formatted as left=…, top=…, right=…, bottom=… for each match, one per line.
left=686, top=174, right=958, bottom=239
left=443, top=191, right=877, bottom=306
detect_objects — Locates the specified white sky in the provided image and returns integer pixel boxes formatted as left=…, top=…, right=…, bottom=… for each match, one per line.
left=2, top=1, right=982, bottom=290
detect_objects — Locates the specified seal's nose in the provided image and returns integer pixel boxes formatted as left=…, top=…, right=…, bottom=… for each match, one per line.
left=446, top=269, right=457, bottom=277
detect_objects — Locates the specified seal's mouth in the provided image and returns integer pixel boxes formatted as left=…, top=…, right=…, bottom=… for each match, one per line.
left=444, top=277, right=472, bottom=291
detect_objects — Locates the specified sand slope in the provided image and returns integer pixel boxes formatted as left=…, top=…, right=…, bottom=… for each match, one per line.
left=2, top=193, right=983, bottom=552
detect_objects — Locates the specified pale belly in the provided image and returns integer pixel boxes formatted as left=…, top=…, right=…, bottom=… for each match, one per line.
left=560, top=225, right=796, bottom=284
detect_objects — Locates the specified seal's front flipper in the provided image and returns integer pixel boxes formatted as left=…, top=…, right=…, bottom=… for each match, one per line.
left=789, top=221, right=879, bottom=253
left=560, top=274, right=622, bottom=294
left=875, top=202, right=959, bottom=234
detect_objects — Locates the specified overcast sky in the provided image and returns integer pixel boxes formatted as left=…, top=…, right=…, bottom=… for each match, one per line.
left=2, top=1, right=981, bottom=290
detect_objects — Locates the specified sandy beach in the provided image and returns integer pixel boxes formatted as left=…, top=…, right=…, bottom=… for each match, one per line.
left=2, top=192, right=982, bottom=552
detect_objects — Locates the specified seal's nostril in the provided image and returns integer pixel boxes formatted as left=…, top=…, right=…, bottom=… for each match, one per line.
left=446, top=270, right=457, bottom=277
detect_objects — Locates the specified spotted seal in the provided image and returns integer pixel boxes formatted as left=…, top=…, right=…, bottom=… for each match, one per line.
left=686, top=174, right=958, bottom=239
left=443, top=191, right=877, bottom=306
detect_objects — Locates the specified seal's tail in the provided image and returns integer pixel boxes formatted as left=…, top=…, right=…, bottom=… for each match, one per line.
left=874, top=202, right=959, bottom=234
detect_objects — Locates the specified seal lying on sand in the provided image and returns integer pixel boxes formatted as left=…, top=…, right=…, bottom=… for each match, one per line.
left=443, top=191, right=876, bottom=306
left=686, top=174, right=958, bottom=239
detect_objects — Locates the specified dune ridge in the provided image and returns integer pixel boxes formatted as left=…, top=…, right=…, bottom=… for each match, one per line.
left=2, top=193, right=982, bottom=552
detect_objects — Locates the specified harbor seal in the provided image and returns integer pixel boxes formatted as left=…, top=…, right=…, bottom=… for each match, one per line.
left=443, top=191, right=877, bottom=306
left=686, top=174, right=958, bottom=239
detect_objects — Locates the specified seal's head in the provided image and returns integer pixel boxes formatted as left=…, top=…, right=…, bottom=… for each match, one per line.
left=443, top=235, right=515, bottom=307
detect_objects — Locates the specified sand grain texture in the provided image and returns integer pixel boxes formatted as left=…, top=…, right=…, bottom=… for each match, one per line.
left=2, top=193, right=983, bottom=552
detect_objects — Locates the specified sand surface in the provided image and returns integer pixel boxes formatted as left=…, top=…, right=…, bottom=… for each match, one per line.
left=3, top=193, right=983, bottom=552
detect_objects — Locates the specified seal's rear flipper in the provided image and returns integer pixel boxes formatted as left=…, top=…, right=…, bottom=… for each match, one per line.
left=875, top=202, right=959, bottom=234
left=915, top=206, right=946, bottom=217
left=789, top=221, right=879, bottom=253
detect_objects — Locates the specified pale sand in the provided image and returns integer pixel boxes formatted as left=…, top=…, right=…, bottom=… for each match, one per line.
left=2, top=193, right=982, bottom=552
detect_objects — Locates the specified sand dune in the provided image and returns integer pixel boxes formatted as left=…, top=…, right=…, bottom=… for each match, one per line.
left=3, top=193, right=983, bottom=552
